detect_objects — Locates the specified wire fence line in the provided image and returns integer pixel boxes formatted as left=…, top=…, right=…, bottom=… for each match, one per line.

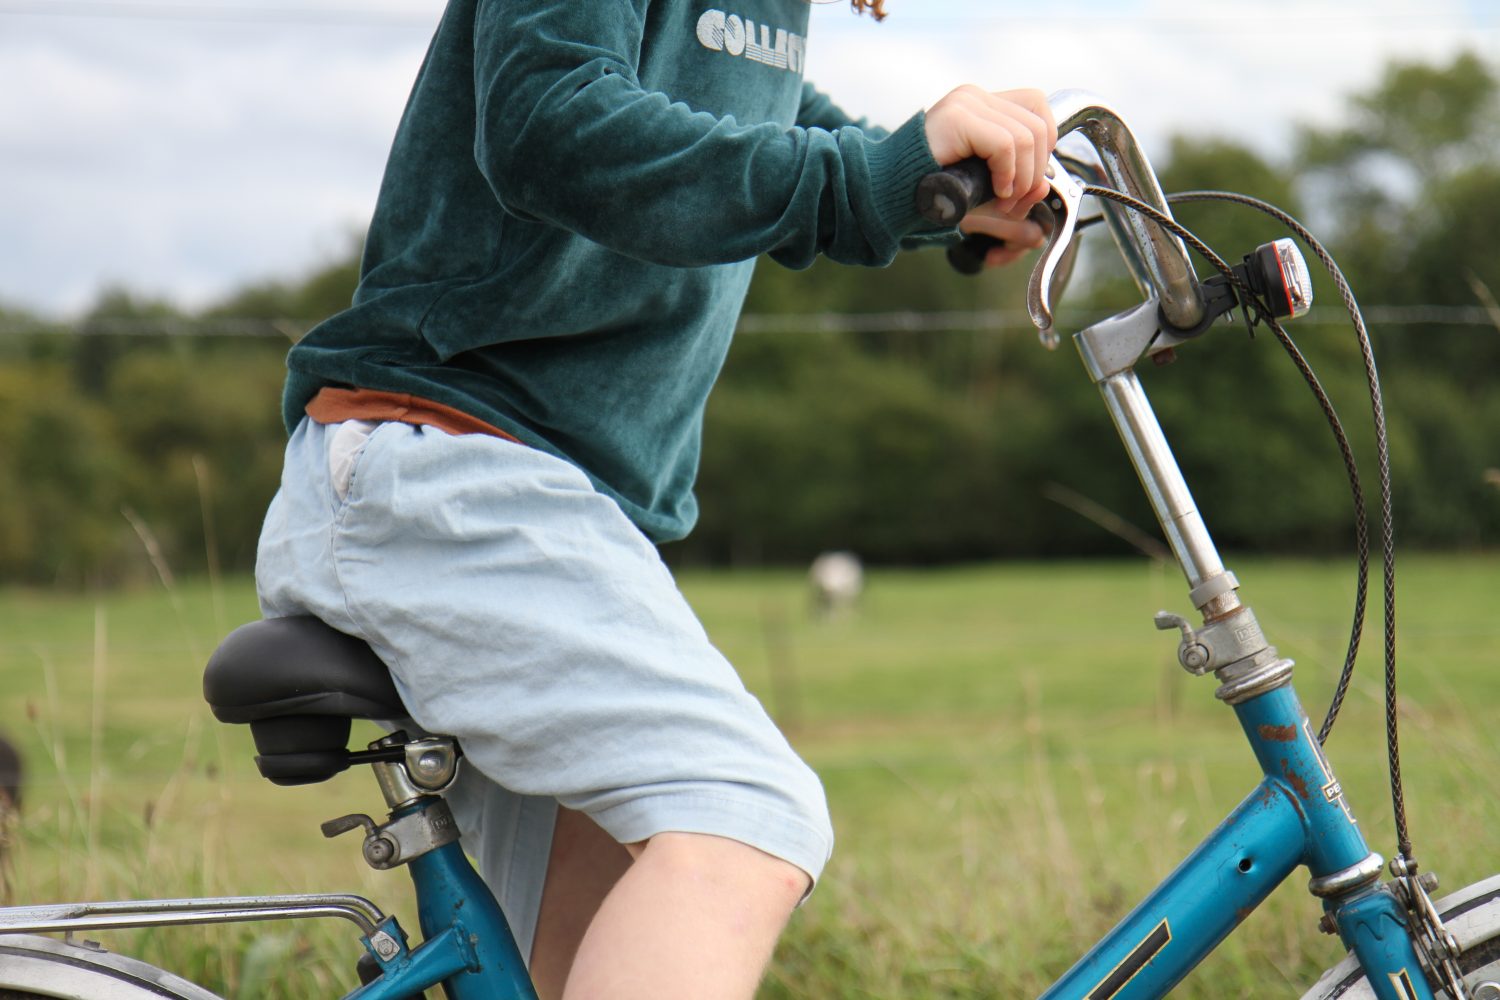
left=0, top=305, right=1494, bottom=340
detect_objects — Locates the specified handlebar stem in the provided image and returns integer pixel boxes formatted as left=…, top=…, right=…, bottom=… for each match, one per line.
left=1050, top=89, right=1206, bottom=331
left=1100, top=369, right=1224, bottom=591
left=1075, top=305, right=1240, bottom=618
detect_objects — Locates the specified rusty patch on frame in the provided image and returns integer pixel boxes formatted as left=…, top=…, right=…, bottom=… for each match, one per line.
left=1281, top=759, right=1312, bottom=801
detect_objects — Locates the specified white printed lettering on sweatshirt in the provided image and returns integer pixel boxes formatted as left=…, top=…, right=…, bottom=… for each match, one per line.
left=695, top=9, right=805, bottom=73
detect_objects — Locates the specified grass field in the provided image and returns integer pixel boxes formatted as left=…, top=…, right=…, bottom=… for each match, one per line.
left=0, top=555, right=1497, bottom=997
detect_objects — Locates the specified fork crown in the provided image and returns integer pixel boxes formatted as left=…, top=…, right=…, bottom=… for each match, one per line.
left=1330, top=888, right=1438, bottom=1000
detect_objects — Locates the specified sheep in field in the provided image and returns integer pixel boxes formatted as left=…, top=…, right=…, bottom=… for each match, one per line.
left=809, top=551, right=863, bottom=618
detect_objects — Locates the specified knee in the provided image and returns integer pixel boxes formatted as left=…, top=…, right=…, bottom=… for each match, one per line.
left=632, top=832, right=811, bottom=912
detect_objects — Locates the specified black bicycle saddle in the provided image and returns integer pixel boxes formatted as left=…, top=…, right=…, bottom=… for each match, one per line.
left=203, top=616, right=407, bottom=785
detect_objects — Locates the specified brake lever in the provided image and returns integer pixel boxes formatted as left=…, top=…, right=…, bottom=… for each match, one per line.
left=1026, top=156, right=1087, bottom=347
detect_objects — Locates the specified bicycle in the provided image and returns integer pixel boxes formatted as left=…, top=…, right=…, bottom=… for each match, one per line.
left=1, top=88, right=1498, bottom=1000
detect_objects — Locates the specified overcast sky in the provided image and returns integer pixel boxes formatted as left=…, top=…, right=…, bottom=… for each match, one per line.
left=2, top=0, right=1496, bottom=316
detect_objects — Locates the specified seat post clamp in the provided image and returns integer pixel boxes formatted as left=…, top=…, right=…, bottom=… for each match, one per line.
left=324, top=797, right=463, bottom=871
left=370, top=734, right=462, bottom=809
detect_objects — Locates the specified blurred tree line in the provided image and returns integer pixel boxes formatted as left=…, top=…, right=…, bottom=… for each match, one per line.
left=0, top=53, right=1497, bottom=584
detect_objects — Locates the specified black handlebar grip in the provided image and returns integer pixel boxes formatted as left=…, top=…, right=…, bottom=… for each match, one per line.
left=946, top=234, right=1005, bottom=276
left=916, top=158, right=995, bottom=226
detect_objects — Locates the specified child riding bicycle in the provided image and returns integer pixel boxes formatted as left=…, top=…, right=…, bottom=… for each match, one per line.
left=256, top=1, right=1054, bottom=996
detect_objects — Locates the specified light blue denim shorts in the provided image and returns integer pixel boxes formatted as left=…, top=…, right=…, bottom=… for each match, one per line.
left=256, top=418, right=833, bottom=960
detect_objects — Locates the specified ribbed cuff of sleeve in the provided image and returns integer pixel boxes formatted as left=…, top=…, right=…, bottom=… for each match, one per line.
left=859, top=110, right=954, bottom=247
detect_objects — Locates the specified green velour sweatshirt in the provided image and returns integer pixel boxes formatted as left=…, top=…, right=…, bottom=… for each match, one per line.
left=284, top=0, right=948, bottom=543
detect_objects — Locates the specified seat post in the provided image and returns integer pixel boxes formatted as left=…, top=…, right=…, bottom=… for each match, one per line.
left=321, top=732, right=464, bottom=872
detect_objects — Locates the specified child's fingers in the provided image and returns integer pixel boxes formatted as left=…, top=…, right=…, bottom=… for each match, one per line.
left=985, top=243, right=1031, bottom=269
left=995, top=88, right=1058, bottom=154
left=960, top=209, right=1045, bottom=249
left=926, top=85, right=1057, bottom=216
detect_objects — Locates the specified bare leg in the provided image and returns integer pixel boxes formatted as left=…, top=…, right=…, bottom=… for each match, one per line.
left=561, top=831, right=809, bottom=1000
left=529, top=807, right=633, bottom=1000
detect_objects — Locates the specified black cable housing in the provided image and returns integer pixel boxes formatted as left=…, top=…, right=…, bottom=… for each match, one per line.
left=1080, top=184, right=1411, bottom=861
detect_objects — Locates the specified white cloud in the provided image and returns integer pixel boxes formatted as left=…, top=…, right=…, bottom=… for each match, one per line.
left=806, top=0, right=1490, bottom=153
left=0, top=0, right=1494, bottom=315
left=0, top=13, right=436, bottom=314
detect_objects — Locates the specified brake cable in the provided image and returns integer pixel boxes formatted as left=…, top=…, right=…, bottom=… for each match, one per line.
left=1074, top=184, right=1411, bottom=862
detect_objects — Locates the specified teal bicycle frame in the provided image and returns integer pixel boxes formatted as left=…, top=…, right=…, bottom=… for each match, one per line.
left=1030, top=288, right=1433, bottom=998
left=342, top=816, right=538, bottom=1000
left=1040, top=670, right=1424, bottom=1000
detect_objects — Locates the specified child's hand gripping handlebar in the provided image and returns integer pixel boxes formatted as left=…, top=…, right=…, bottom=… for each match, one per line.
left=916, top=153, right=1084, bottom=335
left=917, top=89, right=1208, bottom=336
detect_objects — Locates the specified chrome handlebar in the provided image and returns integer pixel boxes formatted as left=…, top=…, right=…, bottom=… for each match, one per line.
left=1048, top=89, right=1205, bottom=332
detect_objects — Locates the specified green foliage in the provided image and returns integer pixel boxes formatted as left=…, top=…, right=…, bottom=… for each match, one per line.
left=0, top=309, right=291, bottom=584
left=0, top=365, right=123, bottom=581
left=104, top=346, right=290, bottom=573
left=690, top=333, right=1008, bottom=564
left=2, top=54, right=1499, bottom=581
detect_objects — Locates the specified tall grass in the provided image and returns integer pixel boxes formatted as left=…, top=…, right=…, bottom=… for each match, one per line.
left=0, top=580, right=381, bottom=997
left=0, top=556, right=1497, bottom=997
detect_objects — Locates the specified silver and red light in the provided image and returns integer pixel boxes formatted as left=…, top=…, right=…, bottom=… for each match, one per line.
left=1248, top=238, right=1314, bottom=320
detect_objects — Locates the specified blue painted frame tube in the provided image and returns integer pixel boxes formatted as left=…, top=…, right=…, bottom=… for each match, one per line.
left=343, top=919, right=475, bottom=1000
left=1334, top=888, right=1436, bottom=1000
left=1231, top=686, right=1369, bottom=877
left=1041, top=680, right=1434, bottom=999
left=1039, top=778, right=1305, bottom=999
left=339, top=820, right=538, bottom=1000
left=1232, top=685, right=1433, bottom=1000
left=408, top=840, right=538, bottom=1000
